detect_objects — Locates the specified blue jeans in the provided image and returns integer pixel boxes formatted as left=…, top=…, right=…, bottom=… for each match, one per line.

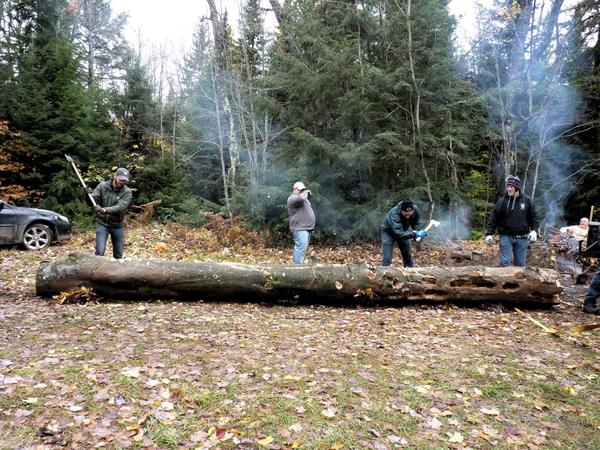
left=584, top=270, right=600, bottom=308
left=498, top=235, right=528, bottom=267
left=381, top=231, right=413, bottom=267
left=292, top=230, right=311, bottom=264
left=95, top=224, right=125, bottom=259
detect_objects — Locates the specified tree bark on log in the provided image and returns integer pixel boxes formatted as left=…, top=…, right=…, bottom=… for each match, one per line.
left=36, top=253, right=562, bottom=304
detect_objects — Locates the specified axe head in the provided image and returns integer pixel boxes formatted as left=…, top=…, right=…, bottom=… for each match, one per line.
left=65, top=154, right=75, bottom=163
left=430, top=219, right=440, bottom=228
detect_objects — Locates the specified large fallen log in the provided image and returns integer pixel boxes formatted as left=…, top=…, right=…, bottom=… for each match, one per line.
left=36, top=253, right=562, bottom=304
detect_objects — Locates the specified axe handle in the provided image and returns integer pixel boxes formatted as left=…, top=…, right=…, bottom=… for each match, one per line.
left=86, top=191, right=98, bottom=207
left=65, top=155, right=97, bottom=207
left=416, top=221, right=435, bottom=242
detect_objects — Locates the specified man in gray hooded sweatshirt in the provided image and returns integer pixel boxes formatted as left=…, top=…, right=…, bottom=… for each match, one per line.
left=287, top=181, right=315, bottom=264
left=485, top=175, right=539, bottom=267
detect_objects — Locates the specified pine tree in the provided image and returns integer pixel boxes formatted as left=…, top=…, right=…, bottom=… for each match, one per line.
left=259, top=0, right=473, bottom=238
left=70, top=0, right=129, bottom=88
left=561, top=0, right=600, bottom=221
left=0, top=0, right=125, bottom=215
left=7, top=1, right=88, bottom=192
left=114, top=53, right=159, bottom=160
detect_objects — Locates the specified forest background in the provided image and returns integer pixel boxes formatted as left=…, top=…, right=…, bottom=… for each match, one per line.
left=1, top=0, right=599, bottom=243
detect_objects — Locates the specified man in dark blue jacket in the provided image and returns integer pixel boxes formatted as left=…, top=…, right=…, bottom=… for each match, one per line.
left=485, top=175, right=539, bottom=267
left=380, top=199, right=427, bottom=267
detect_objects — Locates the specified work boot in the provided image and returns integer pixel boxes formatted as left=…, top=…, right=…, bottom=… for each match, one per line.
left=583, top=302, right=599, bottom=314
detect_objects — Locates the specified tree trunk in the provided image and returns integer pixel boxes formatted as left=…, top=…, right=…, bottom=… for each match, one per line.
left=404, top=0, right=432, bottom=203
left=268, top=0, right=285, bottom=30
left=36, top=253, right=562, bottom=305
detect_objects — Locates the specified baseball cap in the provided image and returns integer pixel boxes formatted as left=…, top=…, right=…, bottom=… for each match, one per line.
left=293, top=181, right=306, bottom=191
left=116, top=168, right=130, bottom=182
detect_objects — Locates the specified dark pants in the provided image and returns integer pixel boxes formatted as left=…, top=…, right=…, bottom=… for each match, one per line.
left=381, top=231, right=413, bottom=267
left=95, top=224, right=125, bottom=259
left=584, top=270, right=600, bottom=309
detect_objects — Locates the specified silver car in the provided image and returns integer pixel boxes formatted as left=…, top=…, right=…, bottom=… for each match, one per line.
left=0, top=200, right=71, bottom=250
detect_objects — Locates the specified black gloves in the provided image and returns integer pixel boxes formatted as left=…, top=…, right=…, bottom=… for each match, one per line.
left=93, top=205, right=106, bottom=214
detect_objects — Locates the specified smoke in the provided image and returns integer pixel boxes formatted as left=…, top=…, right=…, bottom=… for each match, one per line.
left=478, top=2, right=586, bottom=233
left=421, top=203, right=474, bottom=242
left=536, top=142, right=582, bottom=229
left=525, top=80, right=584, bottom=230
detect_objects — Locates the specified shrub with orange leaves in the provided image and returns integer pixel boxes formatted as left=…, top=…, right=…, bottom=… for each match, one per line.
left=0, top=120, right=30, bottom=202
left=199, top=212, right=264, bottom=248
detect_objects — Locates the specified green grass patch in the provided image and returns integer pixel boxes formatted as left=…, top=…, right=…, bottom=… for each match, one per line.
left=132, top=343, right=148, bottom=357
left=190, top=389, right=225, bottom=410
left=480, top=381, right=513, bottom=398
left=257, top=394, right=297, bottom=428
left=17, top=252, right=43, bottom=264
left=110, top=374, right=146, bottom=400
left=10, top=367, right=38, bottom=377
left=534, top=381, right=576, bottom=404
left=0, top=391, right=32, bottom=411
left=0, top=424, right=39, bottom=448
left=145, top=418, right=183, bottom=449
left=303, top=425, right=361, bottom=450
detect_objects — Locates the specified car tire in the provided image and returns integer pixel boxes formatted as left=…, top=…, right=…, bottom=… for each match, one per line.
left=23, top=223, right=53, bottom=250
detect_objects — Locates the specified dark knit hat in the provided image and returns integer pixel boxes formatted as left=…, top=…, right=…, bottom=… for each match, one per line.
left=400, top=199, right=414, bottom=212
left=506, top=175, right=521, bottom=190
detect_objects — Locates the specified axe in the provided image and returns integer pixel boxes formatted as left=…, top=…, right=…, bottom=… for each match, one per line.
left=65, top=154, right=97, bottom=207
left=416, top=219, right=440, bottom=242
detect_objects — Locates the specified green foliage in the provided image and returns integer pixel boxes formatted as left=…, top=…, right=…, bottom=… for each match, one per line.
left=1, top=0, right=598, bottom=239
left=560, top=0, right=600, bottom=223
left=134, top=156, right=196, bottom=222
left=113, top=54, right=159, bottom=158
left=461, top=170, right=493, bottom=231
left=231, top=184, right=289, bottom=233
left=1, top=0, right=122, bottom=213
left=252, top=0, right=485, bottom=240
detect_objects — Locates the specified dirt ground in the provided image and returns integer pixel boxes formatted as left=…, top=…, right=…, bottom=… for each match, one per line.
left=0, top=224, right=598, bottom=449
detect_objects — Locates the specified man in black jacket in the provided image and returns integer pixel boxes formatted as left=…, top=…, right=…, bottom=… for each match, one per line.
left=485, top=175, right=539, bottom=267
left=380, top=199, right=427, bottom=267
left=92, top=167, right=132, bottom=259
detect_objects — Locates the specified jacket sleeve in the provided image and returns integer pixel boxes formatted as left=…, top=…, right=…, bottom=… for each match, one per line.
left=486, top=203, right=498, bottom=235
left=104, top=189, right=132, bottom=214
left=92, top=183, right=103, bottom=206
left=528, top=199, right=539, bottom=232
left=394, top=228, right=415, bottom=239
left=287, top=191, right=309, bottom=207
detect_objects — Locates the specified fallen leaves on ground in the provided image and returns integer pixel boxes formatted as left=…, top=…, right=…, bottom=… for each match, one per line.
left=0, top=223, right=598, bottom=449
